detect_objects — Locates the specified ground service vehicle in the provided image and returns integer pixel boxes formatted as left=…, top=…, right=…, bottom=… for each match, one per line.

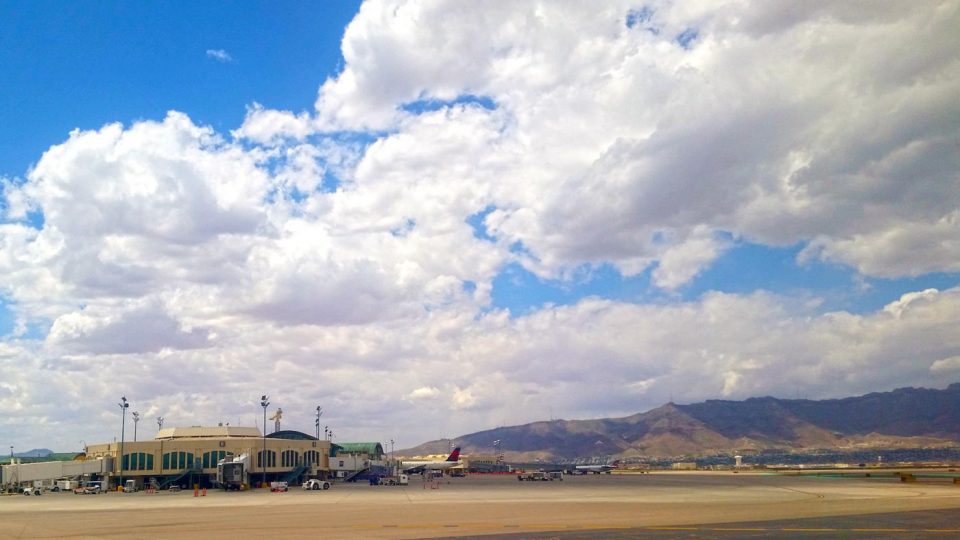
left=54, top=480, right=77, bottom=492
left=380, top=474, right=409, bottom=486
left=518, top=471, right=553, bottom=481
left=123, top=479, right=138, bottom=492
left=270, top=481, right=289, bottom=492
left=302, top=479, right=331, bottom=490
left=73, top=481, right=103, bottom=494
left=217, top=453, right=250, bottom=491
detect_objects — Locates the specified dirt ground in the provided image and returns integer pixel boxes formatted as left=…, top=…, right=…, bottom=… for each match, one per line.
left=2, top=472, right=959, bottom=539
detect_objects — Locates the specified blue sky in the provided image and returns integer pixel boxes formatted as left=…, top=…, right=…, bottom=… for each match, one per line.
left=0, top=1, right=360, bottom=177
left=1, top=1, right=958, bottom=451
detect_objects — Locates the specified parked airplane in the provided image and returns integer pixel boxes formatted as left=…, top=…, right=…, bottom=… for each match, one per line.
left=573, top=460, right=620, bottom=474
left=402, top=447, right=462, bottom=474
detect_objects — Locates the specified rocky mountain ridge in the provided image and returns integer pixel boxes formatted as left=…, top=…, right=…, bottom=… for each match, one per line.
left=401, top=384, right=960, bottom=460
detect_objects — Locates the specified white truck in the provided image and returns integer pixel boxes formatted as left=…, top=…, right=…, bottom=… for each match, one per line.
left=216, top=454, right=250, bottom=491
left=381, top=474, right=409, bottom=486
left=302, top=479, right=332, bottom=490
left=54, top=480, right=77, bottom=492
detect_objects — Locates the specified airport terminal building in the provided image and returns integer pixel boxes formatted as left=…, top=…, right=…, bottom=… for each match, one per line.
left=84, top=426, right=333, bottom=489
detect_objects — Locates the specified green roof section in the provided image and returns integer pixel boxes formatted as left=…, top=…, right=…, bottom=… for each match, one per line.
left=331, top=442, right=384, bottom=457
left=267, top=430, right=318, bottom=441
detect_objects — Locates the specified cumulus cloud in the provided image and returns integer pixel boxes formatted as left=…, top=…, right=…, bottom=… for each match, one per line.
left=300, top=0, right=960, bottom=284
left=931, top=356, right=960, bottom=373
left=653, top=227, right=731, bottom=290
left=46, top=299, right=211, bottom=355
left=407, top=386, right=440, bottom=401
left=234, top=103, right=314, bottom=144
left=4, top=283, right=960, bottom=449
left=1, top=1, right=958, bottom=450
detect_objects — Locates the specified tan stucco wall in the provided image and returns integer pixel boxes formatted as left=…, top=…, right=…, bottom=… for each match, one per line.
left=86, top=437, right=330, bottom=478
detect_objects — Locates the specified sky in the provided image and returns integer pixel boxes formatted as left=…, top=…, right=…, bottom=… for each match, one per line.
left=1, top=0, right=959, bottom=453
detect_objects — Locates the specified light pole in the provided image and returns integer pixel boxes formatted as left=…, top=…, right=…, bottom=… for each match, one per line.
left=260, top=395, right=269, bottom=488
left=132, top=411, right=140, bottom=442
left=157, top=417, right=165, bottom=475
left=315, top=406, right=323, bottom=440
left=118, top=396, right=129, bottom=489
left=324, top=426, right=328, bottom=440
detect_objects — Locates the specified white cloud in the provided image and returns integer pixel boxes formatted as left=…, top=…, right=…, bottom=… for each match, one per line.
left=233, top=103, right=314, bottom=144
left=4, top=282, right=960, bottom=450
left=205, top=49, right=233, bottom=63
left=931, top=356, right=960, bottom=373
left=305, top=0, right=960, bottom=285
left=46, top=299, right=211, bottom=355
left=653, top=227, right=732, bottom=290
left=451, top=386, right=476, bottom=410
left=407, top=386, right=440, bottom=401
left=1, top=1, right=958, bottom=451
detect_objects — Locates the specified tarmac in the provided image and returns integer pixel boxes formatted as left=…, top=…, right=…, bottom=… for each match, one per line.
left=2, top=471, right=959, bottom=539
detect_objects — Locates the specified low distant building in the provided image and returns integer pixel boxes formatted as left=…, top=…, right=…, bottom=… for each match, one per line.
left=328, top=442, right=390, bottom=479
left=84, top=426, right=332, bottom=489
left=464, top=453, right=510, bottom=473
left=671, top=462, right=697, bottom=470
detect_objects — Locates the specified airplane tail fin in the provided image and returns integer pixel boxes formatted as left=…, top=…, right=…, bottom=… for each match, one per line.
left=447, top=447, right=461, bottom=461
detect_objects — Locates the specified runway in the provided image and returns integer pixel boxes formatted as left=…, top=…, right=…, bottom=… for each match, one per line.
left=2, top=472, right=959, bottom=539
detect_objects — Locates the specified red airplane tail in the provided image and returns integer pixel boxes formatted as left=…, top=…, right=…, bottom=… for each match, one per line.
left=447, top=447, right=461, bottom=461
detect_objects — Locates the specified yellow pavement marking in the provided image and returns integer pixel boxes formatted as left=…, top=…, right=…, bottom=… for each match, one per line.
left=781, top=528, right=838, bottom=532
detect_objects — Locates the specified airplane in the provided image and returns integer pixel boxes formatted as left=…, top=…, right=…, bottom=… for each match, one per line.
left=401, top=447, right=462, bottom=474
left=573, top=460, right=620, bottom=474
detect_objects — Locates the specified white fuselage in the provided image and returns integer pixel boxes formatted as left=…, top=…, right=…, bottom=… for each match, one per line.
left=574, top=464, right=614, bottom=474
left=402, top=459, right=460, bottom=472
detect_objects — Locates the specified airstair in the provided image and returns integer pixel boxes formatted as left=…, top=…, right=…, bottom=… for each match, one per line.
left=158, top=464, right=202, bottom=489
left=281, top=465, right=310, bottom=484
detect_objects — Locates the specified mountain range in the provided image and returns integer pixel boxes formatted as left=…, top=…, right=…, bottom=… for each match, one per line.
left=401, top=384, right=960, bottom=461
left=9, top=449, right=53, bottom=459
